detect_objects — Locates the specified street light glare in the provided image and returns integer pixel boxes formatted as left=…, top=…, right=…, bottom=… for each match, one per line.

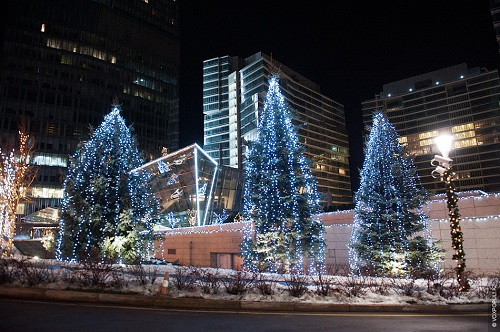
left=435, top=134, right=453, bottom=158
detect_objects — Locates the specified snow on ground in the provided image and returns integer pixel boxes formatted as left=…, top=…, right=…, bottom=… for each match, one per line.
left=1, top=256, right=496, bottom=305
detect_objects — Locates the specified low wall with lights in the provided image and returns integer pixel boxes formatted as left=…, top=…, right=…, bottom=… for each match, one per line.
left=155, top=192, right=500, bottom=274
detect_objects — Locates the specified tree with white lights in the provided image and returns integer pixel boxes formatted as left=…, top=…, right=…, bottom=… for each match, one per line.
left=56, top=101, right=159, bottom=263
left=0, top=124, right=36, bottom=256
left=241, top=75, right=325, bottom=274
left=349, top=112, right=443, bottom=277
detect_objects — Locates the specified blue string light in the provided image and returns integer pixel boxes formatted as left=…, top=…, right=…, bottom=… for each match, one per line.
left=56, top=103, right=159, bottom=263
left=241, top=75, right=325, bottom=274
left=349, top=112, right=443, bottom=278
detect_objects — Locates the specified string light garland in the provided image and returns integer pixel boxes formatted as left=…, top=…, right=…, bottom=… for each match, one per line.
left=56, top=101, right=159, bottom=263
left=241, top=75, right=325, bottom=274
left=442, top=166, right=470, bottom=292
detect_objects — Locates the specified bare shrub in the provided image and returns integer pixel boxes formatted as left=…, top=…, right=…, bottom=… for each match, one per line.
left=313, top=271, right=334, bottom=296
left=77, top=262, right=123, bottom=289
left=336, top=276, right=368, bottom=297
left=390, top=278, right=417, bottom=297
left=285, top=274, right=309, bottom=298
left=145, top=265, right=160, bottom=285
left=0, top=258, right=22, bottom=284
left=128, top=264, right=148, bottom=286
left=488, top=273, right=500, bottom=300
left=430, top=270, right=460, bottom=299
left=128, top=264, right=159, bottom=286
left=223, top=271, right=254, bottom=295
left=326, top=263, right=350, bottom=276
left=255, top=273, right=275, bottom=296
left=464, top=272, right=490, bottom=300
left=172, top=266, right=198, bottom=292
left=61, top=267, right=79, bottom=286
left=198, top=269, right=221, bottom=294
left=369, top=278, right=391, bottom=296
left=19, top=259, right=57, bottom=286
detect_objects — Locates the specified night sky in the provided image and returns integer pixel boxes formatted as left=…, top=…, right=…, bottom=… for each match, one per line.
left=178, top=0, right=500, bottom=191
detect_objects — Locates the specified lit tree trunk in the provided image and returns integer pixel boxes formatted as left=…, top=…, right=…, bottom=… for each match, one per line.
left=0, top=125, right=36, bottom=256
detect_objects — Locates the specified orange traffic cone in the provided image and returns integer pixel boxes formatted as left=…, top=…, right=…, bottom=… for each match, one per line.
left=160, top=272, right=169, bottom=295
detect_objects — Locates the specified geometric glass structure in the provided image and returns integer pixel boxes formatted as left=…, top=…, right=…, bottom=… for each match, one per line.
left=132, top=144, right=244, bottom=229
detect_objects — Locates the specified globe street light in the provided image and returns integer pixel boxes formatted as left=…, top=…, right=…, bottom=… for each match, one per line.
left=431, top=134, right=469, bottom=292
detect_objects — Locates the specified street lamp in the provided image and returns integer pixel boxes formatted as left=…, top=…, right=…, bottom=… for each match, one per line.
left=431, top=134, right=470, bottom=291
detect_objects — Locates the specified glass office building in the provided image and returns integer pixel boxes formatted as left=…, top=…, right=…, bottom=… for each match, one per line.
left=203, top=52, right=352, bottom=208
left=0, top=0, right=180, bottom=214
left=133, top=144, right=244, bottom=229
left=362, top=63, right=500, bottom=194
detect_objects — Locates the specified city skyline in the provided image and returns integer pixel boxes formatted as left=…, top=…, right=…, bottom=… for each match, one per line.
left=178, top=0, right=500, bottom=191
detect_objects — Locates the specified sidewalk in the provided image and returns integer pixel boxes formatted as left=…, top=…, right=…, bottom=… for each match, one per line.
left=0, top=286, right=489, bottom=313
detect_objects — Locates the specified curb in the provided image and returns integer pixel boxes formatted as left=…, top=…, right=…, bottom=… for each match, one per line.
left=0, top=286, right=490, bottom=313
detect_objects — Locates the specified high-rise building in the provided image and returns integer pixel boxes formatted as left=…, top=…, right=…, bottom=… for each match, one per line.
left=490, top=0, right=500, bottom=55
left=203, top=52, right=352, bottom=208
left=362, top=63, right=500, bottom=194
left=0, top=0, right=180, bottom=213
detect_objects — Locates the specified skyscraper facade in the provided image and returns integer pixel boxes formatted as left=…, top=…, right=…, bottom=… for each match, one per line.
left=362, top=63, right=500, bottom=194
left=0, top=0, right=180, bottom=213
left=203, top=52, right=352, bottom=208
left=490, top=0, right=500, bottom=55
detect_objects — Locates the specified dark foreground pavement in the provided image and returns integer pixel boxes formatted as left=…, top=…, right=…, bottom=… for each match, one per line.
left=0, top=286, right=490, bottom=314
left=0, top=297, right=492, bottom=332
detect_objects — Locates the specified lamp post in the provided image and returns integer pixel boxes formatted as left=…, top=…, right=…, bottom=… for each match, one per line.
left=431, top=134, right=470, bottom=291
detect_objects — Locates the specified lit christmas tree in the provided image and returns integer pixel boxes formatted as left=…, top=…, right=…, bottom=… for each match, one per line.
left=349, top=112, right=443, bottom=277
left=56, top=101, right=159, bottom=263
left=241, top=75, right=325, bottom=274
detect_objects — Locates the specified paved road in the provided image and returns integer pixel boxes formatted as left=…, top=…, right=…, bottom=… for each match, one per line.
left=0, top=298, right=490, bottom=332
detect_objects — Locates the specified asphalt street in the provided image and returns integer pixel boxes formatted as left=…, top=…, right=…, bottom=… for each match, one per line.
left=0, top=298, right=490, bottom=332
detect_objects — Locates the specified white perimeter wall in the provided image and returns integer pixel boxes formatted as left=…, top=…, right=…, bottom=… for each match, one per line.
left=157, top=192, right=500, bottom=274
left=322, top=192, right=500, bottom=274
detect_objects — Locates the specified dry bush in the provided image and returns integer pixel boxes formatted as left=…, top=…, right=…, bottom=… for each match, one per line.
left=369, top=278, right=391, bottom=296
left=429, top=270, right=461, bottom=299
left=390, top=278, right=418, bottom=297
left=198, top=269, right=221, bottom=294
left=313, top=271, right=334, bottom=296
left=488, top=273, right=500, bottom=300
left=19, top=259, right=57, bottom=286
left=285, top=274, right=309, bottom=298
left=223, top=271, right=255, bottom=295
left=129, top=264, right=160, bottom=286
left=76, top=262, right=124, bottom=289
left=0, top=258, right=22, bottom=284
left=255, top=273, right=275, bottom=296
left=326, top=263, right=350, bottom=276
left=336, top=276, right=368, bottom=297
left=172, top=266, right=198, bottom=292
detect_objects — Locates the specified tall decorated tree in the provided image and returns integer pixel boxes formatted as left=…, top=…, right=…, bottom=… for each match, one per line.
left=56, top=101, right=159, bottom=263
left=241, top=75, right=325, bottom=274
left=0, top=124, right=36, bottom=256
left=349, top=112, right=443, bottom=277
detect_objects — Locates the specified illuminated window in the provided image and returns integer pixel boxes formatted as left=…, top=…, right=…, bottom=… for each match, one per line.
left=31, top=187, right=64, bottom=198
left=454, top=130, right=475, bottom=140
left=41, top=23, right=45, bottom=32
left=419, top=138, right=434, bottom=147
left=451, top=123, right=474, bottom=133
left=398, top=136, right=407, bottom=144
left=418, top=130, right=439, bottom=140
left=32, top=153, right=67, bottom=167
left=453, top=138, right=477, bottom=149
left=339, top=168, right=346, bottom=175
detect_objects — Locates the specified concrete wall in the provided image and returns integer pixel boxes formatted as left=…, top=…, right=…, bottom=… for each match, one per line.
left=155, top=193, right=500, bottom=274
left=155, top=222, right=244, bottom=269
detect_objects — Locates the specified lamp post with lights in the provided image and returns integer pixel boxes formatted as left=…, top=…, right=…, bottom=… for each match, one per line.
left=431, top=134, right=470, bottom=291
